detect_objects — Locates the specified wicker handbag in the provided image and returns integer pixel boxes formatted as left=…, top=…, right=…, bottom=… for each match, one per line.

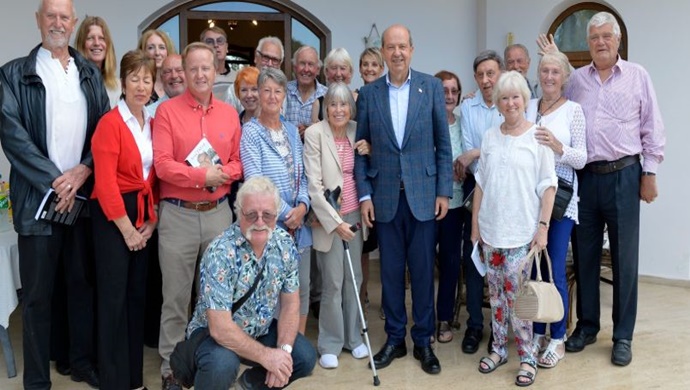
left=515, top=248, right=564, bottom=323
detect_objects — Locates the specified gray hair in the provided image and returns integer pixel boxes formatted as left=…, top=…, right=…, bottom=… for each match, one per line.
left=588, top=12, right=621, bottom=38
left=504, top=44, right=530, bottom=62
left=322, top=82, right=356, bottom=120
left=538, top=51, right=572, bottom=91
left=473, top=50, right=504, bottom=73
left=38, top=0, right=76, bottom=19
left=292, top=46, right=322, bottom=68
left=256, top=36, right=285, bottom=61
left=234, top=176, right=281, bottom=217
left=324, top=48, right=353, bottom=76
left=492, top=71, right=531, bottom=112
left=258, top=67, right=288, bottom=91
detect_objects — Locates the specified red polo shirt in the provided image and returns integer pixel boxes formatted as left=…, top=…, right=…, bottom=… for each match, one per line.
left=153, top=90, right=242, bottom=202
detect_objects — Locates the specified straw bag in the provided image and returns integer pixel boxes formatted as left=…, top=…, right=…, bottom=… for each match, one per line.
left=515, top=248, right=564, bottom=323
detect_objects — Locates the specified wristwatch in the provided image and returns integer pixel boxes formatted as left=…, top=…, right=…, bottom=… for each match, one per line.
left=280, top=344, right=293, bottom=354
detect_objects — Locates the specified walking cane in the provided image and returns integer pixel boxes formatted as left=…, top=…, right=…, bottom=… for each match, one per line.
left=323, top=187, right=380, bottom=385
left=342, top=222, right=380, bottom=386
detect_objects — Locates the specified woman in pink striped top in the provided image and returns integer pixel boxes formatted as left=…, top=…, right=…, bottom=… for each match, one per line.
left=303, top=82, right=371, bottom=369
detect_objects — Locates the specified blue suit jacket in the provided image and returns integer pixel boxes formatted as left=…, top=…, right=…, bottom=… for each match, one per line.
left=354, top=69, right=453, bottom=223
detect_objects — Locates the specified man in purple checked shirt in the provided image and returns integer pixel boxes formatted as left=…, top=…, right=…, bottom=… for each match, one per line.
left=562, top=11, right=665, bottom=367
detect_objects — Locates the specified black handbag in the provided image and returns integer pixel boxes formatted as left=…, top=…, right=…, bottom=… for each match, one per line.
left=170, top=267, right=265, bottom=388
left=552, top=171, right=574, bottom=221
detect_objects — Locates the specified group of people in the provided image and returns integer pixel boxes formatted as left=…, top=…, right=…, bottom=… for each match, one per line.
left=0, top=0, right=665, bottom=389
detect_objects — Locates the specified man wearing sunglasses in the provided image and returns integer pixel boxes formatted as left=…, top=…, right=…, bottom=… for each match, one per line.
left=201, top=27, right=241, bottom=111
left=187, top=176, right=317, bottom=389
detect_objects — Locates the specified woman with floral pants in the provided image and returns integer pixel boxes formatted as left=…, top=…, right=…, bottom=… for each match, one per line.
left=470, top=72, right=557, bottom=387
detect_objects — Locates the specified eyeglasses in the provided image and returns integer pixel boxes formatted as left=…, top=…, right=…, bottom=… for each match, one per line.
left=203, top=37, right=227, bottom=46
left=242, top=210, right=277, bottom=223
left=257, top=50, right=282, bottom=65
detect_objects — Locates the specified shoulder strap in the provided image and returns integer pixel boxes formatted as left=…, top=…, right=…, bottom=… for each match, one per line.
left=232, top=265, right=265, bottom=313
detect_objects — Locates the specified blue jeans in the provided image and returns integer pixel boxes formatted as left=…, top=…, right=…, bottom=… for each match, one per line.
left=194, top=320, right=316, bottom=389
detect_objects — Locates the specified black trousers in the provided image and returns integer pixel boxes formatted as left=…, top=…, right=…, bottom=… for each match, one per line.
left=574, top=162, right=641, bottom=341
left=91, top=193, right=149, bottom=390
left=18, top=219, right=95, bottom=390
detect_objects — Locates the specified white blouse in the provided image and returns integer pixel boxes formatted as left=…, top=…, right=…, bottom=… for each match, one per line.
left=476, top=125, right=557, bottom=248
left=526, top=99, right=587, bottom=222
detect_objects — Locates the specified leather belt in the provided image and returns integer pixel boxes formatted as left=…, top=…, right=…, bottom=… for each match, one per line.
left=584, top=155, right=639, bottom=175
left=164, top=195, right=227, bottom=211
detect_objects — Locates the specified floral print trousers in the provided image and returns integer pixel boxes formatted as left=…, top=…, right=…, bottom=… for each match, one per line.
left=483, top=243, right=536, bottom=367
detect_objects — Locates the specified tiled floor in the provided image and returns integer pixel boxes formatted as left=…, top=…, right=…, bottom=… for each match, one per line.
left=1, top=261, right=689, bottom=389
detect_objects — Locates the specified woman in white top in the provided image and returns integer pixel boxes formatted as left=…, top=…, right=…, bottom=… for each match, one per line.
left=472, top=71, right=557, bottom=387
left=526, top=51, right=587, bottom=368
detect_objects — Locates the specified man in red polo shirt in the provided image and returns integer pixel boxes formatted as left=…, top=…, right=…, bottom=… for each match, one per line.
left=153, top=42, right=242, bottom=390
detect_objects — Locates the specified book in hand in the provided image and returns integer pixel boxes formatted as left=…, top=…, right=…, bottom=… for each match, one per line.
left=185, top=138, right=222, bottom=193
left=34, top=189, right=86, bottom=226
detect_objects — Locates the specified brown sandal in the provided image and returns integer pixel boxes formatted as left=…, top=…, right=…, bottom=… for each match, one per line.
left=437, top=321, right=453, bottom=343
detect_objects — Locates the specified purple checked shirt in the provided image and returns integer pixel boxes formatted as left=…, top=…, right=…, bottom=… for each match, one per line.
left=566, top=57, right=665, bottom=173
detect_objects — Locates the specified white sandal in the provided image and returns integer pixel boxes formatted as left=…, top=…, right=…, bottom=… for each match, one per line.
left=537, top=338, right=565, bottom=368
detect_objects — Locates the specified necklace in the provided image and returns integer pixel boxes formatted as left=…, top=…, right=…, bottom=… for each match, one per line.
left=536, top=96, right=562, bottom=124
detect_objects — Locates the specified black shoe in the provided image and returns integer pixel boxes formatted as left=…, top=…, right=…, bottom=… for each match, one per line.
left=565, top=329, right=597, bottom=352
left=55, top=360, right=71, bottom=376
left=162, top=374, right=183, bottom=390
left=462, top=328, right=483, bottom=354
left=310, top=301, right=321, bottom=319
left=70, top=367, right=99, bottom=389
left=371, top=342, right=407, bottom=369
left=413, top=346, right=441, bottom=375
left=611, top=339, right=632, bottom=366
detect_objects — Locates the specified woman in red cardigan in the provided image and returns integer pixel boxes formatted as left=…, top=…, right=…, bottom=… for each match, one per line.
left=90, top=50, right=158, bottom=390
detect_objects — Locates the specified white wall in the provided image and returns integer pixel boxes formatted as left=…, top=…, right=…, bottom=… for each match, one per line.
left=1, top=0, right=686, bottom=280
left=482, top=0, right=690, bottom=280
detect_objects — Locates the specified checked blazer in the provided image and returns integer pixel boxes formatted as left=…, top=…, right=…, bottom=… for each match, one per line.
left=354, top=69, right=453, bottom=223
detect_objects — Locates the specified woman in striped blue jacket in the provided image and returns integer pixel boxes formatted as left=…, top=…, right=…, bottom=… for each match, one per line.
left=240, top=67, right=312, bottom=334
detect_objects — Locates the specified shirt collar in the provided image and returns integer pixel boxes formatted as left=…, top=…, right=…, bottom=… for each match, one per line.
left=181, top=89, right=215, bottom=112
left=117, top=98, right=151, bottom=123
left=587, top=55, right=624, bottom=76
left=385, top=69, right=412, bottom=88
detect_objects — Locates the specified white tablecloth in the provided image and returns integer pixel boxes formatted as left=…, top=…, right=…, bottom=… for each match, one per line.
left=0, top=229, right=20, bottom=329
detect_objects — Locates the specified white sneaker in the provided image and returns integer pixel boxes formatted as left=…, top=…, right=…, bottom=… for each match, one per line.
left=319, top=354, right=339, bottom=369
left=351, top=344, right=369, bottom=359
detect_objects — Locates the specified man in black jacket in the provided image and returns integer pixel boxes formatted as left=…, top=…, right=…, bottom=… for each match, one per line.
left=0, top=0, right=109, bottom=388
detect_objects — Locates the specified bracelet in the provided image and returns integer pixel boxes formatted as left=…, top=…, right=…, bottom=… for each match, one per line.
left=642, top=171, right=656, bottom=176
left=539, top=220, right=549, bottom=229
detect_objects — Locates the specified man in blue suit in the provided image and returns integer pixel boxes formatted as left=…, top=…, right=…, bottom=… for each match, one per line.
left=355, top=24, right=452, bottom=375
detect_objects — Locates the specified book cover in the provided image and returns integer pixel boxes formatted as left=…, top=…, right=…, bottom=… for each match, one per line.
left=34, top=189, right=86, bottom=226
left=185, top=138, right=221, bottom=168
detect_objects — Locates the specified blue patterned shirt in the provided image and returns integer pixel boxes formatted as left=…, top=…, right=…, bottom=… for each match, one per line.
left=284, top=80, right=327, bottom=127
left=186, top=223, right=300, bottom=338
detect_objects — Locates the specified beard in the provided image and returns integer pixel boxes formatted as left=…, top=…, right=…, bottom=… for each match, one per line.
left=44, top=29, right=69, bottom=50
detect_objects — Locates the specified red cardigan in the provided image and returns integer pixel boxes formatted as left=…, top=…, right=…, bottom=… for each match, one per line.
left=91, top=107, right=158, bottom=227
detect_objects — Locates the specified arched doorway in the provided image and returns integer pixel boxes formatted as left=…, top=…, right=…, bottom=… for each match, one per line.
left=138, top=0, right=331, bottom=78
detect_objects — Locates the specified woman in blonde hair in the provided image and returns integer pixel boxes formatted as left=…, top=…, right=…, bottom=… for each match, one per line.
left=138, top=29, right=176, bottom=102
left=75, top=15, right=120, bottom=106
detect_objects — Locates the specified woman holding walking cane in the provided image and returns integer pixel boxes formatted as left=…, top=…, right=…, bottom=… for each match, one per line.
left=303, top=82, right=372, bottom=369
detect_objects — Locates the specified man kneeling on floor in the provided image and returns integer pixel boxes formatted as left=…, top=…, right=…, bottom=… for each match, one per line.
left=186, top=176, right=317, bottom=389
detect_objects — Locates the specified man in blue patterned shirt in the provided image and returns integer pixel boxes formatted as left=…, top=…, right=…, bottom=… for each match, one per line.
left=187, top=176, right=316, bottom=389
